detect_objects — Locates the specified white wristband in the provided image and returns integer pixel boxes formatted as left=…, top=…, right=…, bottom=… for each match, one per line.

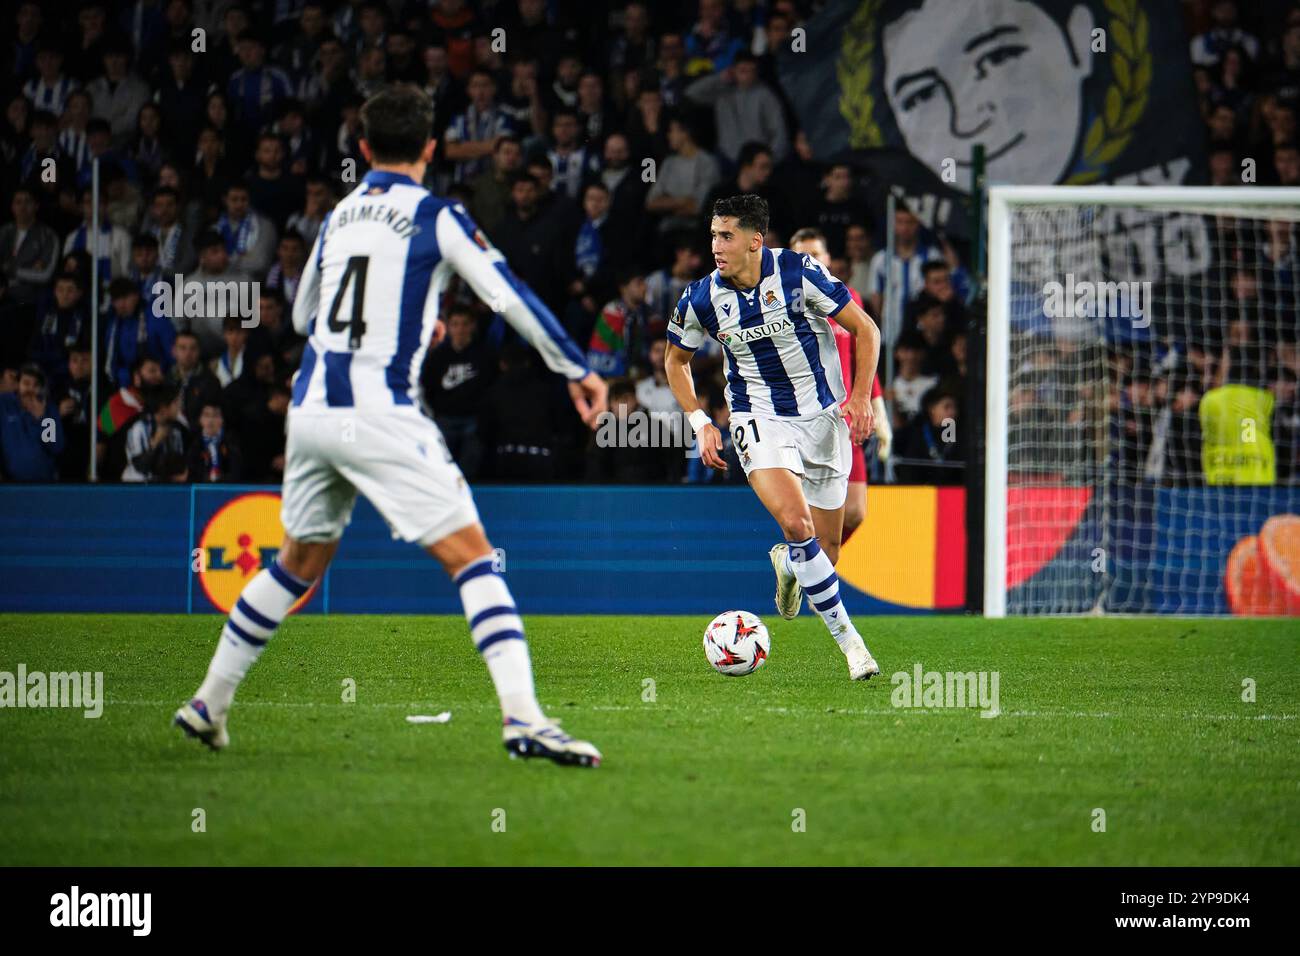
left=688, top=409, right=712, bottom=435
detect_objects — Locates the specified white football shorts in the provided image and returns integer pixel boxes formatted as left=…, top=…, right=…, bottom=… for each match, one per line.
left=280, top=409, right=481, bottom=546
left=729, top=404, right=851, bottom=510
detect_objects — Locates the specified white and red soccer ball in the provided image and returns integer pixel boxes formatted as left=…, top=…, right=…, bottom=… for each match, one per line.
left=703, top=610, right=771, bottom=676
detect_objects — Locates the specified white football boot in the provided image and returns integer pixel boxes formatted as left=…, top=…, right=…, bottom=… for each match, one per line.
left=173, top=698, right=230, bottom=750
left=502, top=716, right=602, bottom=767
left=769, top=543, right=803, bottom=620
left=844, top=633, right=881, bottom=681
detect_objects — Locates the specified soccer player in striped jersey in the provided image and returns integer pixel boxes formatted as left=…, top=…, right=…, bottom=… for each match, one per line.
left=664, top=195, right=882, bottom=680
left=175, top=86, right=608, bottom=767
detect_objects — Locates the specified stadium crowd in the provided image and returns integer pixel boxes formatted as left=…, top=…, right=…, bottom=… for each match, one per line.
left=1009, top=0, right=1300, bottom=486
left=0, top=0, right=1296, bottom=486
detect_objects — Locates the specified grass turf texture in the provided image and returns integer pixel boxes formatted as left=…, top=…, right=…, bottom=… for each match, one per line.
left=1, top=613, right=1297, bottom=866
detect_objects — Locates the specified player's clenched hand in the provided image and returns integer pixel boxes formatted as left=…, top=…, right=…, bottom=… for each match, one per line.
left=843, top=394, right=874, bottom=446
left=429, top=319, right=446, bottom=349
left=568, top=372, right=608, bottom=428
left=697, top=423, right=727, bottom=471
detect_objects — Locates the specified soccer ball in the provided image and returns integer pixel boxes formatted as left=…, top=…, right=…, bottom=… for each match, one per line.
left=703, top=610, right=771, bottom=676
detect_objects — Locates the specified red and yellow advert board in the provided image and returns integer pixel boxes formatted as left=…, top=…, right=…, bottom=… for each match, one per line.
left=837, top=486, right=966, bottom=611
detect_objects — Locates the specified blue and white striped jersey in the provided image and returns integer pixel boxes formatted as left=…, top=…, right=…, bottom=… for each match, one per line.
left=668, top=246, right=853, bottom=419
left=291, top=170, right=588, bottom=413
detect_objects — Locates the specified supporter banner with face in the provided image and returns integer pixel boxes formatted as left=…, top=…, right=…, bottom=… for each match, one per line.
left=778, top=0, right=1208, bottom=236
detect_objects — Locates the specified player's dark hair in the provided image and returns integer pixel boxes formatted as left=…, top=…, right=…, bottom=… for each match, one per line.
left=921, top=260, right=950, bottom=277
left=712, top=194, right=769, bottom=235
left=132, top=233, right=159, bottom=250
left=359, top=85, right=435, bottom=164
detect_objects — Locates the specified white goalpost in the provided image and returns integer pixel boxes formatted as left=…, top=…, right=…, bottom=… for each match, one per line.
left=985, top=186, right=1300, bottom=617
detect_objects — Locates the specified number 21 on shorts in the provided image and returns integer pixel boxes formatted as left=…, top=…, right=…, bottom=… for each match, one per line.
left=733, top=419, right=761, bottom=454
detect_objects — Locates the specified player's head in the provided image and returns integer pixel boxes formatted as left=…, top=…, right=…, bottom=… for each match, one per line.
left=788, top=227, right=830, bottom=268
left=710, top=194, right=768, bottom=279
left=359, top=85, right=436, bottom=167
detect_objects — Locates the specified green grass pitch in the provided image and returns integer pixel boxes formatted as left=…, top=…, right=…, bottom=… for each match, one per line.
left=1, top=613, right=1297, bottom=866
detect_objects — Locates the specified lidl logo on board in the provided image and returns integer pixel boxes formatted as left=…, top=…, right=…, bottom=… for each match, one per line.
left=197, top=492, right=314, bottom=614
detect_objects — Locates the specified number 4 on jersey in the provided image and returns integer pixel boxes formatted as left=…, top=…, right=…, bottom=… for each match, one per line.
left=327, top=255, right=369, bottom=349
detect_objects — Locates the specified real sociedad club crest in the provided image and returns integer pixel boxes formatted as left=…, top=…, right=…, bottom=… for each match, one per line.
left=764, top=290, right=777, bottom=306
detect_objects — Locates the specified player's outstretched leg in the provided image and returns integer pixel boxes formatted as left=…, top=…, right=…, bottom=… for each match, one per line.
left=448, top=543, right=601, bottom=768
left=174, top=553, right=319, bottom=750
left=784, top=536, right=880, bottom=680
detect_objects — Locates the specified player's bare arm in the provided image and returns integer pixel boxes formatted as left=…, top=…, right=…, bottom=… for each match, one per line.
left=832, top=300, right=881, bottom=446
left=665, top=341, right=726, bottom=470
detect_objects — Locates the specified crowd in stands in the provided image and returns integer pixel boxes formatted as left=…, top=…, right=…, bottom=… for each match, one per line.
left=1007, top=0, right=1300, bottom=486
left=0, top=0, right=1297, bottom=487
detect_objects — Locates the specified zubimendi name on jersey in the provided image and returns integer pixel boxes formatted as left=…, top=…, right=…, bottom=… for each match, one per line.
left=326, top=201, right=420, bottom=240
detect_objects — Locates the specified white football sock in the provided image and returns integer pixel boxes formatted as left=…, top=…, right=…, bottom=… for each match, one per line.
left=197, top=560, right=312, bottom=715
left=456, top=555, right=546, bottom=724
left=785, top=536, right=857, bottom=652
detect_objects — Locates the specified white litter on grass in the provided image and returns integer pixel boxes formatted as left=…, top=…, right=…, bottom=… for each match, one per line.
left=405, top=712, right=452, bottom=724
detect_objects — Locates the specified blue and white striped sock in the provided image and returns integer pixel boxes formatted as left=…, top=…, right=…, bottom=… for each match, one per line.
left=785, top=536, right=856, bottom=651
left=456, top=555, right=546, bottom=724
left=197, top=559, right=312, bottom=715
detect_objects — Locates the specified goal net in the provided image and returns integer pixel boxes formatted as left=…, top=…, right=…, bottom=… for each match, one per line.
left=985, top=187, right=1300, bottom=617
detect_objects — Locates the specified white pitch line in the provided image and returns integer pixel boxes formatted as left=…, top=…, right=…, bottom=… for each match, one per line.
left=100, top=701, right=1299, bottom=721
